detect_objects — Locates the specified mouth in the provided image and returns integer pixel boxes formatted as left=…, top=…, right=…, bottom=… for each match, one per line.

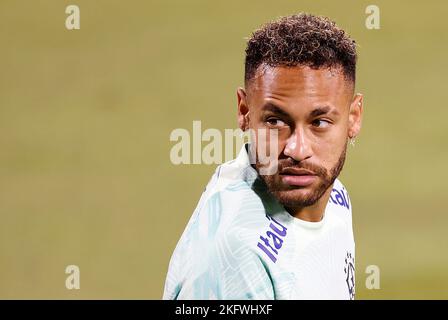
left=279, top=168, right=317, bottom=187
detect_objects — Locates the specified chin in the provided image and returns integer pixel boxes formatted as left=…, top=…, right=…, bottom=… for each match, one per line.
left=271, top=188, right=320, bottom=208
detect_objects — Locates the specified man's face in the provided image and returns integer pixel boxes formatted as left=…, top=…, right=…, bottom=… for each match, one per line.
left=238, top=65, right=362, bottom=210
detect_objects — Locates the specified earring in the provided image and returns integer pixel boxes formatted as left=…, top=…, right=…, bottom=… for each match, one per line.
left=349, top=137, right=356, bottom=147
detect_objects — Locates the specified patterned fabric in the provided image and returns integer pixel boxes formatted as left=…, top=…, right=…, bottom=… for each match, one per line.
left=163, top=144, right=355, bottom=300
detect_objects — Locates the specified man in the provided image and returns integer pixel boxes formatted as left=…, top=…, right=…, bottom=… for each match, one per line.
left=163, top=13, right=363, bottom=300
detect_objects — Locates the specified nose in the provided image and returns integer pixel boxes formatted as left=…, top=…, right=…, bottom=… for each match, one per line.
left=283, top=127, right=312, bottom=162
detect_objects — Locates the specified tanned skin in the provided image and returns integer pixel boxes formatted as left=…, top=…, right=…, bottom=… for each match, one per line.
left=237, top=65, right=363, bottom=222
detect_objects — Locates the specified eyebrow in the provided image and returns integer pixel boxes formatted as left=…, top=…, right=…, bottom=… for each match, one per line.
left=261, top=103, right=291, bottom=118
left=262, top=102, right=340, bottom=119
left=310, top=106, right=340, bottom=118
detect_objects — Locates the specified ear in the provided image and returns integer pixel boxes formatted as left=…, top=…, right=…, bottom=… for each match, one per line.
left=348, top=93, right=363, bottom=139
left=237, top=87, right=250, bottom=131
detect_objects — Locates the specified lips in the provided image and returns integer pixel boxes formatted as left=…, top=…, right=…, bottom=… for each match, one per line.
left=280, top=168, right=316, bottom=176
left=280, top=167, right=317, bottom=187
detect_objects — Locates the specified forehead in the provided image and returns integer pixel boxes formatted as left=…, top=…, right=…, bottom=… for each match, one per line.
left=248, top=65, right=352, bottom=109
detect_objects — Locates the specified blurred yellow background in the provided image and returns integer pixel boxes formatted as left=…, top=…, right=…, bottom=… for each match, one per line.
left=0, top=0, right=447, bottom=299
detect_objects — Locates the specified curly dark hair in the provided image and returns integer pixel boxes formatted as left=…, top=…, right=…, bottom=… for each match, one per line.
left=245, top=13, right=357, bottom=85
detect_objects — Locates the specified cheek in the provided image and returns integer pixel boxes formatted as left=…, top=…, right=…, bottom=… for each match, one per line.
left=312, top=132, right=347, bottom=166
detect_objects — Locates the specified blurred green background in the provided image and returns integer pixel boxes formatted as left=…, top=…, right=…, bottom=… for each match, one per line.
left=0, top=0, right=447, bottom=299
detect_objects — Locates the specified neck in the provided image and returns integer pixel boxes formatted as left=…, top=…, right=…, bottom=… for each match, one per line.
left=286, top=184, right=334, bottom=222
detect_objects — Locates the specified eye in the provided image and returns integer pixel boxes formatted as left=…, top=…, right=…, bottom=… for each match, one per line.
left=312, top=119, right=331, bottom=128
left=266, top=118, right=286, bottom=127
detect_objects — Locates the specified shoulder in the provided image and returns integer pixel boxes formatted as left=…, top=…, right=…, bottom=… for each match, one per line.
left=188, top=157, right=264, bottom=235
left=329, top=178, right=352, bottom=215
left=165, top=166, right=273, bottom=299
left=166, top=199, right=274, bottom=299
left=325, top=178, right=354, bottom=233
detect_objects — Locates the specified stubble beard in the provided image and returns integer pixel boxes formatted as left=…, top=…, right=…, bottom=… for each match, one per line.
left=255, top=142, right=347, bottom=209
